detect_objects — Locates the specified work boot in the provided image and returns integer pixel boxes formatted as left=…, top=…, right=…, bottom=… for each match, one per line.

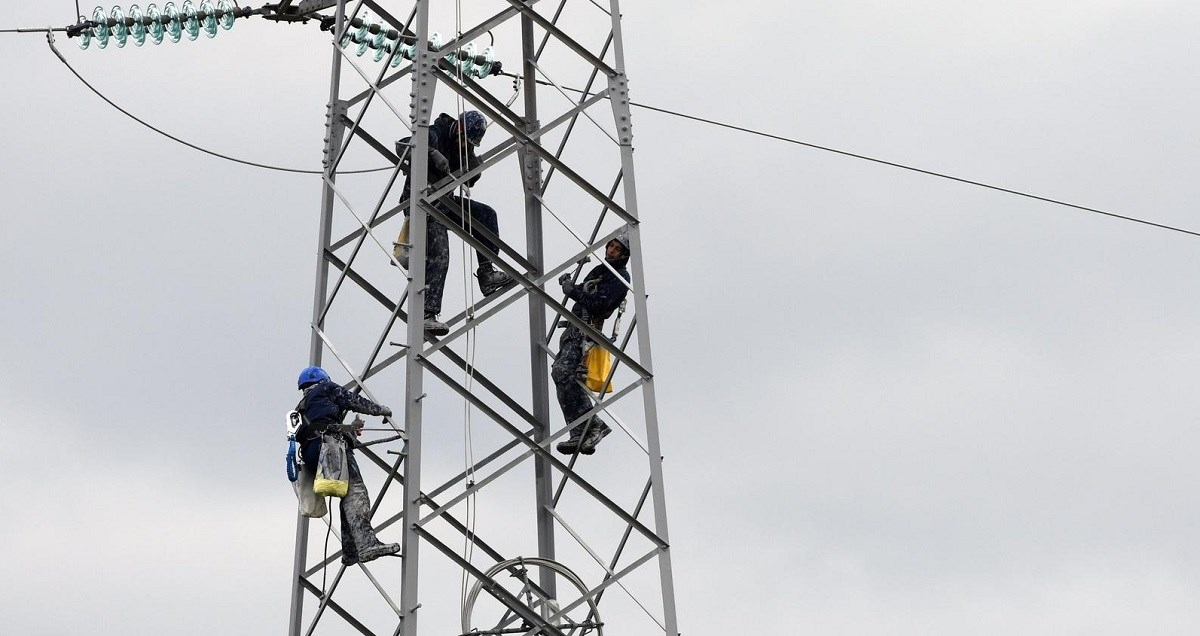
left=356, top=541, right=402, bottom=564
left=577, top=421, right=611, bottom=455
left=477, top=263, right=512, bottom=297
left=424, top=315, right=449, bottom=336
left=555, top=430, right=584, bottom=455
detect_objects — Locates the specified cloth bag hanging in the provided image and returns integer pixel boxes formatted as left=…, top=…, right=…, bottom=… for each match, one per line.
left=393, top=218, right=411, bottom=269
left=584, top=344, right=614, bottom=393
left=583, top=297, right=626, bottom=393
left=313, top=433, right=350, bottom=498
left=286, top=409, right=329, bottom=517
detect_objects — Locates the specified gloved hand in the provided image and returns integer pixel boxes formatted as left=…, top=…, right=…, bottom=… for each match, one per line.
left=395, top=140, right=412, bottom=174
left=430, top=149, right=451, bottom=176
left=379, top=406, right=393, bottom=418
left=560, top=276, right=576, bottom=296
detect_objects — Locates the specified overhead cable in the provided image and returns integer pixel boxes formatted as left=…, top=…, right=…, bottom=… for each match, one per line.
left=30, top=27, right=1200, bottom=238
left=44, top=33, right=390, bottom=175
left=631, top=101, right=1200, bottom=239
left=501, top=73, right=1200, bottom=240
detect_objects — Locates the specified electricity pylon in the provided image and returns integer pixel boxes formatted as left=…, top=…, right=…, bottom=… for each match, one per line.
left=290, top=2, right=678, bottom=634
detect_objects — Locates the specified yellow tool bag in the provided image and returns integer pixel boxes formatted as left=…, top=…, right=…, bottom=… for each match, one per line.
left=583, top=296, right=627, bottom=393
left=584, top=344, right=614, bottom=393
left=313, top=433, right=349, bottom=498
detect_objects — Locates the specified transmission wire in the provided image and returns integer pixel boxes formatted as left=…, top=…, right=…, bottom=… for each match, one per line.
left=498, top=72, right=1200, bottom=240
left=45, top=33, right=391, bottom=175
left=25, top=24, right=1198, bottom=238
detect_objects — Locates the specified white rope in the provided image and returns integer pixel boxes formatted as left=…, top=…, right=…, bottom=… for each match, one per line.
left=451, top=0, right=481, bottom=614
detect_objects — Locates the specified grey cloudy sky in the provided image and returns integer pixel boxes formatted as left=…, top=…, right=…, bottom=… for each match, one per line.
left=2, top=1, right=1199, bottom=634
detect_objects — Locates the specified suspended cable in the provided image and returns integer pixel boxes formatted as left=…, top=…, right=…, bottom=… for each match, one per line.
left=498, top=71, right=1200, bottom=240
left=33, top=21, right=1196, bottom=239
left=630, top=101, right=1200, bottom=239
left=45, top=33, right=391, bottom=175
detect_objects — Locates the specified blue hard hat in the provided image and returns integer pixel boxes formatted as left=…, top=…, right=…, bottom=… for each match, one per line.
left=297, top=366, right=330, bottom=389
left=458, top=110, right=487, bottom=146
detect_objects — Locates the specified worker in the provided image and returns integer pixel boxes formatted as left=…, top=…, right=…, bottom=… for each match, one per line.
left=295, top=366, right=400, bottom=565
left=397, top=110, right=512, bottom=336
left=552, top=232, right=631, bottom=456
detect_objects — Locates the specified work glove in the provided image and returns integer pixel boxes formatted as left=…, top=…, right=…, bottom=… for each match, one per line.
left=379, top=406, right=393, bottom=418
left=430, top=149, right=451, bottom=176
left=559, top=275, right=576, bottom=297
left=395, top=140, right=412, bottom=174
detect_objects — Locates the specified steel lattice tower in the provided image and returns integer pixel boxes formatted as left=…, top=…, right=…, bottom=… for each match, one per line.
left=287, top=1, right=678, bottom=634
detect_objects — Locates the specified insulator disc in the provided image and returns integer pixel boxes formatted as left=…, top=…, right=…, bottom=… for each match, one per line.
left=372, top=24, right=387, bottom=51
left=391, top=41, right=409, bottom=68
left=458, top=42, right=475, bottom=75
left=146, top=4, right=165, bottom=44
left=473, top=46, right=495, bottom=79
left=182, top=0, right=200, bottom=40
left=216, top=0, right=235, bottom=30
left=355, top=16, right=373, bottom=56
left=164, top=2, right=182, bottom=43
left=111, top=6, right=129, bottom=48
left=77, top=16, right=93, bottom=49
left=199, top=0, right=218, bottom=37
left=379, top=34, right=398, bottom=64
left=353, top=14, right=370, bottom=44
left=373, top=40, right=387, bottom=62
left=92, top=6, right=111, bottom=49
left=128, top=5, right=147, bottom=47
left=429, top=32, right=442, bottom=53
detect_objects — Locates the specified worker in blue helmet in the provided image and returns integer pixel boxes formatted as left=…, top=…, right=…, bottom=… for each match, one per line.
left=552, top=231, right=632, bottom=456
left=294, top=366, right=400, bottom=565
left=396, top=110, right=512, bottom=336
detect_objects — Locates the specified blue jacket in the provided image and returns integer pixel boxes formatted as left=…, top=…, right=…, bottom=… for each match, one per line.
left=402, top=113, right=481, bottom=196
left=296, top=379, right=389, bottom=443
left=567, top=255, right=630, bottom=324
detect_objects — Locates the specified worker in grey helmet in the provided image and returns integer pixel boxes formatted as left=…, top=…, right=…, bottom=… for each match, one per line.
left=295, top=366, right=401, bottom=565
left=552, top=231, right=632, bottom=456
left=396, top=110, right=512, bottom=336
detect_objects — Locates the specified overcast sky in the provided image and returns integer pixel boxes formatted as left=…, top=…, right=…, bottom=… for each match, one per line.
left=3, top=1, right=1200, bottom=634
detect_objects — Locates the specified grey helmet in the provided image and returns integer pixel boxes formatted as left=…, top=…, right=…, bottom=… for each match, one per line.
left=612, top=229, right=631, bottom=256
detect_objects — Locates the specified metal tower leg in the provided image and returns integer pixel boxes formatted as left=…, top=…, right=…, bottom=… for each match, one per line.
left=399, top=3, right=434, bottom=634
left=607, top=5, right=679, bottom=631
left=288, top=3, right=348, bottom=634
left=520, top=11, right=559, bottom=601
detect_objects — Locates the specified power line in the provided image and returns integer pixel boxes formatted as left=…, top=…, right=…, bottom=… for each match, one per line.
left=629, top=101, right=1200, bottom=239
left=45, top=33, right=390, bottom=176
left=31, top=29, right=1200, bottom=238
left=500, top=72, right=1200, bottom=240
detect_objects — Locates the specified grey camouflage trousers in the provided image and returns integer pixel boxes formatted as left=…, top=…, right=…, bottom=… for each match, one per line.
left=339, top=450, right=389, bottom=560
left=551, top=324, right=603, bottom=437
left=422, top=196, right=501, bottom=317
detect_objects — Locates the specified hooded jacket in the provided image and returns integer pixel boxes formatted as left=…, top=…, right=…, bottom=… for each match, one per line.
left=402, top=113, right=481, bottom=196
left=296, top=379, right=390, bottom=442
left=566, top=253, right=630, bottom=325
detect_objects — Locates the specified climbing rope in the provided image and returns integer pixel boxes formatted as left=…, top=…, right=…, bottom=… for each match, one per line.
left=450, top=0, right=482, bottom=614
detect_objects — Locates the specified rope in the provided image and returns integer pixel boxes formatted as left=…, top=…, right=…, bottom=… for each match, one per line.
left=451, top=1, right=482, bottom=615
left=44, top=33, right=391, bottom=176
